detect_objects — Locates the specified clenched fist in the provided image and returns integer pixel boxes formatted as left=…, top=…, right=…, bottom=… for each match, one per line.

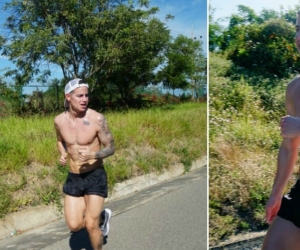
left=59, top=152, right=68, bottom=166
left=280, top=115, right=300, bottom=138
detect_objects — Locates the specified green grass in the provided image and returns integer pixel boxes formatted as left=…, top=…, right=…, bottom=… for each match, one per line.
left=0, top=102, right=206, bottom=217
left=209, top=52, right=293, bottom=246
left=105, top=102, right=207, bottom=189
left=0, top=116, right=57, bottom=173
left=209, top=113, right=279, bottom=244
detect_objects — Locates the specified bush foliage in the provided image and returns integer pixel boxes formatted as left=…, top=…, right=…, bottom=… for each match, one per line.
left=209, top=52, right=298, bottom=245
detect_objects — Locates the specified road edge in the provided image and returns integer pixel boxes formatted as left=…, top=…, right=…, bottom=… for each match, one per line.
left=209, top=231, right=267, bottom=249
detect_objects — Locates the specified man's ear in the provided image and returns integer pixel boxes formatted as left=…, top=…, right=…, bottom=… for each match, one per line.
left=65, top=93, right=71, bottom=101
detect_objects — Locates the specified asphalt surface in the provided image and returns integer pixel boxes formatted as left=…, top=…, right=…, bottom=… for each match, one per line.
left=0, top=167, right=207, bottom=250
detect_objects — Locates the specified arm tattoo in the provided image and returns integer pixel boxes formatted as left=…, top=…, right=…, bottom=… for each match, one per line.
left=95, top=116, right=115, bottom=159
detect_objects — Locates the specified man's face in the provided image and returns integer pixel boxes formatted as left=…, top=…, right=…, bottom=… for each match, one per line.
left=66, top=87, right=89, bottom=112
left=295, top=12, right=300, bottom=53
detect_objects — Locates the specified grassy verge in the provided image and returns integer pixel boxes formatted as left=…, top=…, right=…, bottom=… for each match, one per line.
left=0, top=102, right=206, bottom=218
left=209, top=52, right=298, bottom=246
left=209, top=118, right=282, bottom=245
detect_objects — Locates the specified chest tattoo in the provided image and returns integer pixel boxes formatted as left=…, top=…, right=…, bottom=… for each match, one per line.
left=83, top=119, right=90, bottom=126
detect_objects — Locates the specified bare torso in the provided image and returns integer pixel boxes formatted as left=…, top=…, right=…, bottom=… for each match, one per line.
left=55, top=109, right=104, bottom=173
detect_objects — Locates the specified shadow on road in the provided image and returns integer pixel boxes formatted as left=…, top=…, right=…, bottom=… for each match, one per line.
left=69, top=229, right=108, bottom=250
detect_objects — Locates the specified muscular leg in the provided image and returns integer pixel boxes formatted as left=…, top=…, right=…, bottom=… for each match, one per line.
left=84, top=194, right=105, bottom=250
left=64, top=195, right=86, bottom=231
left=262, top=216, right=300, bottom=250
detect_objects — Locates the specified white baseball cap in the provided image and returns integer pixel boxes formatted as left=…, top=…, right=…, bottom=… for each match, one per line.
left=64, top=78, right=89, bottom=108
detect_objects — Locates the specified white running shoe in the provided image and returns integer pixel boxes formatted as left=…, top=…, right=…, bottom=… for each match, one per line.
left=100, top=208, right=112, bottom=236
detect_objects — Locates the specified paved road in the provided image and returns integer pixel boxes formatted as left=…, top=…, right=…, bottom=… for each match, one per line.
left=0, top=167, right=207, bottom=250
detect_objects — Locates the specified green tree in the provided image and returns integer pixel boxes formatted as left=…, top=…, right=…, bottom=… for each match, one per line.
left=192, top=44, right=207, bottom=99
left=0, top=80, right=23, bottom=115
left=209, top=5, right=223, bottom=52
left=96, top=3, right=171, bottom=103
left=217, top=5, right=300, bottom=79
left=157, top=35, right=202, bottom=95
left=229, top=19, right=296, bottom=78
left=1, top=0, right=171, bottom=104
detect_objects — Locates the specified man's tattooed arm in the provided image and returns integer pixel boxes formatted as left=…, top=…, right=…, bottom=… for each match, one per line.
left=95, top=115, right=115, bottom=159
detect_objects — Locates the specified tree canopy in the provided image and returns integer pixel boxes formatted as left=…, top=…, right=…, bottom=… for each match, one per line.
left=1, top=0, right=172, bottom=103
left=157, top=35, right=205, bottom=96
left=210, top=5, right=300, bottom=79
left=0, top=0, right=207, bottom=109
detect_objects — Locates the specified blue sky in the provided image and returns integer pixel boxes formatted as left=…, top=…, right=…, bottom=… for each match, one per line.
left=151, top=0, right=207, bottom=51
left=211, top=0, right=300, bottom=26
left=0, top=0, right=207, bottom=94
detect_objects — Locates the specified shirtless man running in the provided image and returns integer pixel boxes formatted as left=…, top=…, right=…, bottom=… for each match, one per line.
left=262, top=10, right=300, bottom=250
left=54, top=78, right=115, bottom=250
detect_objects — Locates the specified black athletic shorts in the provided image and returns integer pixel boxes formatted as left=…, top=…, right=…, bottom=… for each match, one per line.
left=277, top=179, right=300, bottom=228
left=63, top=168, right=108, bottom=198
